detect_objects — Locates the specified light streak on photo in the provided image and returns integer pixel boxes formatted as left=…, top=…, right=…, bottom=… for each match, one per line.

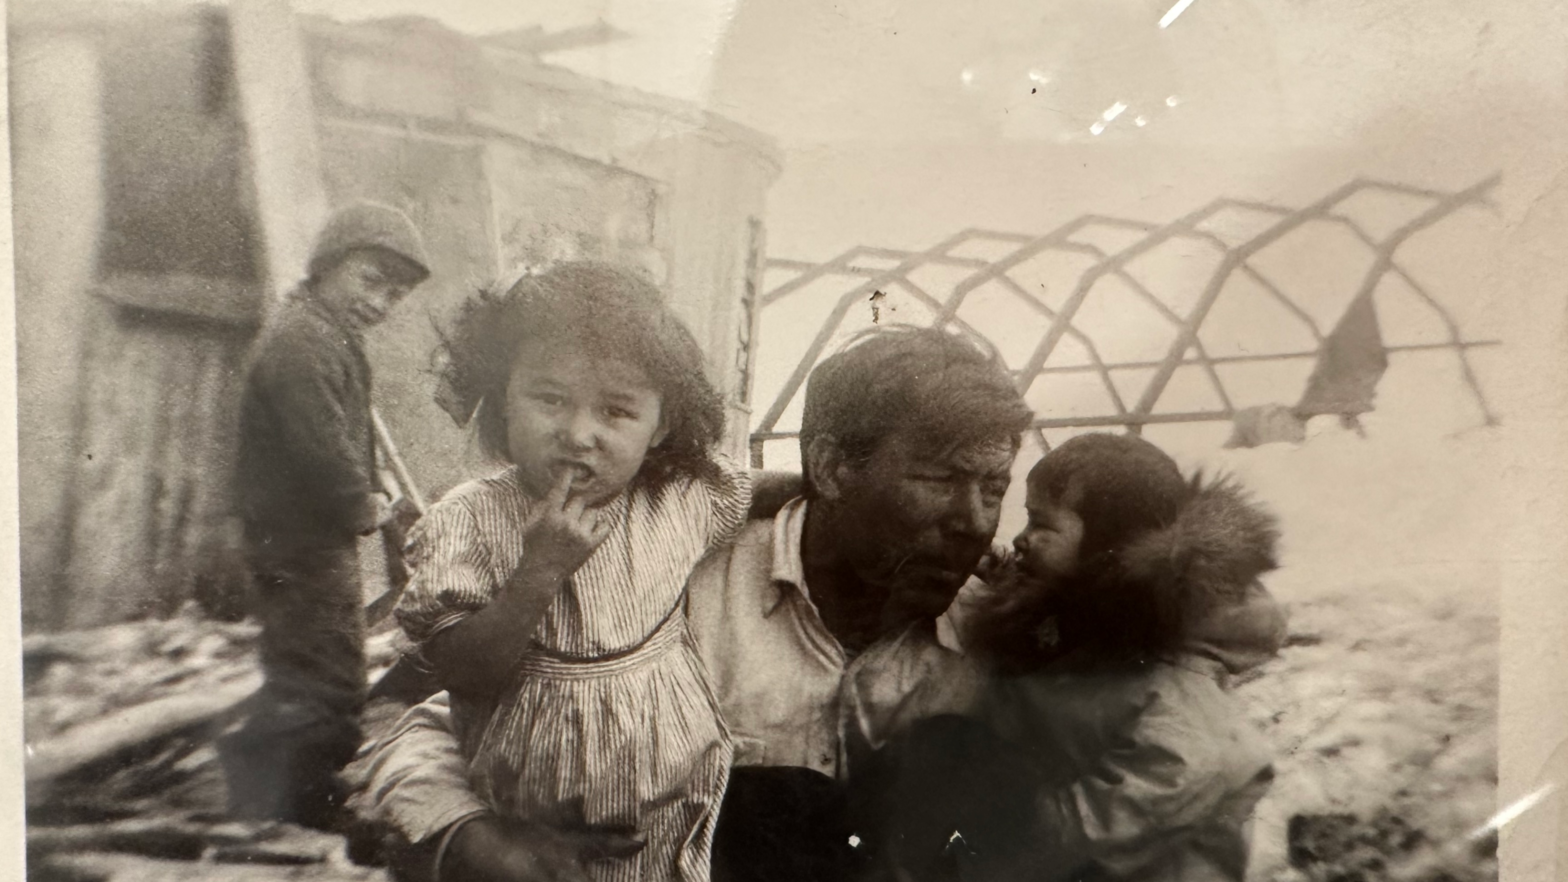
left=1160, top=0, right=1198, bottom=29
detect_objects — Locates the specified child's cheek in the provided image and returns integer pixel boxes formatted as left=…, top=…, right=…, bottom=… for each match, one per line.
left=1025, top=539, right=1070, bottom=583
left=1022, top=547, right=1050, bottom=579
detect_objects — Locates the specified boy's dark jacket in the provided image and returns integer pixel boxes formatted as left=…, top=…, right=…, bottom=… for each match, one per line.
left=236, top=291, right=380, bottom=549
left=850, top=478, right=1286, bottom=882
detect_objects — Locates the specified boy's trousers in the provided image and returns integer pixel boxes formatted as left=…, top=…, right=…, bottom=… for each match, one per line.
left=219, top=539, right=367, bottom=830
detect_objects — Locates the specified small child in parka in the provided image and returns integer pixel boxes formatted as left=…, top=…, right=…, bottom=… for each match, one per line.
left=852, top=433, right=1287, bottom=882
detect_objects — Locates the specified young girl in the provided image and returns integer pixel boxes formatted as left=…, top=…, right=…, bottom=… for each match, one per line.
left=394, top=262, right=750, bottom=882
left=853, top=433, right=1287, bottom=882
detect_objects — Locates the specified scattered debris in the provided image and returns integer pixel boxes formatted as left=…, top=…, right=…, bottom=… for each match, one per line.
left=24, top=572, right=1495, bottom=882
left=25, top=606, right=403, bottom=881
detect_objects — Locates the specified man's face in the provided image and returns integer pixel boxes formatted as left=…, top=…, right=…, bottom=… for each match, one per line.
left=317, top=250, right=420, bottom=331
left=828, top=431, right=1018, bottom=624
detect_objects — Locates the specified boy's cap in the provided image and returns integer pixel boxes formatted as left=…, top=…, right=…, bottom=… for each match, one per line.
left=309, top=201, right=432, bottom=283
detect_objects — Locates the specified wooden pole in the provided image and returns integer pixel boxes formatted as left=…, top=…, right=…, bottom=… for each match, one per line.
left=365, top=408, right=424, bottom=623
left=228, top=0, right=330, bottom=305
left=370, top=408, right=426, bottom=515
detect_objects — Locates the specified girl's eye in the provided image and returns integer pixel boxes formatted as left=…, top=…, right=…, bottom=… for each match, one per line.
left=532, top=392, right=566, bottom=407
left=604, top=406, right=638, bottom=421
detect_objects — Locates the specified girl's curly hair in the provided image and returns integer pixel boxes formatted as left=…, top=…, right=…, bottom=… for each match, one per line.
left=433, top=261, right=726, bottom=493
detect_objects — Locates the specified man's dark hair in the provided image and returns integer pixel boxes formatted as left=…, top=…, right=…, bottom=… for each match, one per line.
left=798, top=325, right=1034, bottom=496
left=433, top=261, right=726, bottom=493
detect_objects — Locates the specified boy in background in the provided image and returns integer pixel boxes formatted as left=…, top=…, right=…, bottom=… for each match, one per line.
left=222, top=201, right=431, bottom=829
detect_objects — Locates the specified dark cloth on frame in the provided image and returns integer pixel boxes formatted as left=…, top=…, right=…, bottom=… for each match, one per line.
left=1295, top=290, right=1388, bottom=420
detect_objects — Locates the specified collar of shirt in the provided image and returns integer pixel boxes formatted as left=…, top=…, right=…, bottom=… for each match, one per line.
left=687, top=498, right=982, bottom=775
left=762, top=497, right=969, bottom=654
left=295, top=285, right=363, bottom=342
left=764, top=497, right=811, bottom=618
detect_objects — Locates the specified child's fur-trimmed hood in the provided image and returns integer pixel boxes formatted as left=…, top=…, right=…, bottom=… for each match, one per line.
left=963, top=471, right=1287, bottom=678
left=1104, top=474, right=1286, bottom=674
left=1112, top=474, right=1281, bottom=607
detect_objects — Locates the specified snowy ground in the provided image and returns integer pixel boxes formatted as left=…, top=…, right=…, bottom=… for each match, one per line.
left=1168, top=419, right=1501, bottom=882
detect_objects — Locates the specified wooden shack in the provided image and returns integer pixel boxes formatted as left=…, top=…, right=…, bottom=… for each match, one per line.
left=11, top=0, right=781, bottom=632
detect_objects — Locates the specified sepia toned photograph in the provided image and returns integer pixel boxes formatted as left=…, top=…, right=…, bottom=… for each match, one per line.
left=8, top=1, right=1567, bottom=881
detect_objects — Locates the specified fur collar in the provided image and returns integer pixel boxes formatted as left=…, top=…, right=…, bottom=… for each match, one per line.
left=1109, top=474, right=1281, bottom=613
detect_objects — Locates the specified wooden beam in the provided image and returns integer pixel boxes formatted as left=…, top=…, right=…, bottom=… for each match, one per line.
left=32, top=850, right=351, bottom=882
left=26, top=674, right=261, bottom=787
left=91, top=273, right=264, bottom=329
left=485, top=21, right=628, bottom=57
left=228, top=0, right=330, bottom=303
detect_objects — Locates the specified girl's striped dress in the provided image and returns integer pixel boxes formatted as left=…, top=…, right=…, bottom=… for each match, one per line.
left=396, top=461, right=750, bottom=882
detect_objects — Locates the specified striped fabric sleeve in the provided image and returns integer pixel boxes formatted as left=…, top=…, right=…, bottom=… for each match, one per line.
left=703, top=455, right=753, bottom=552
left=395, top=498, right=499, bottom=646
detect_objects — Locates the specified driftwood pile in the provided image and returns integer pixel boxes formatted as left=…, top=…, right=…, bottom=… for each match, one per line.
left=24, top=605, right=403, bottom=882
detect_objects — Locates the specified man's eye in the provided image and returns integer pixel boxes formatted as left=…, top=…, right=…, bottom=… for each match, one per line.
left=604, top=406, right=637, bottom=421
left=533, top=392, right=566, bottom=406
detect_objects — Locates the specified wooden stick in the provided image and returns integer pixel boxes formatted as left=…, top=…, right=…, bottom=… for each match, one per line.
left=26, top=674, right=261, bottom=786
left=366, top=408, right=425, bottom=623
left=35, top=851, right=353, bottom=882
left=228, top=0, right=330, bottom=306
left=26, top=819, right=262, bottom=861
left=371, top=407, right=426, bottom=514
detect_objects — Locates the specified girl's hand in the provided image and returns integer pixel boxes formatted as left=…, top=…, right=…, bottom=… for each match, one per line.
left=442, top=814, right=645, bottom=882
left=517, top=470, right=613, bottom=582
left=428, top=472, right=611, bottom=700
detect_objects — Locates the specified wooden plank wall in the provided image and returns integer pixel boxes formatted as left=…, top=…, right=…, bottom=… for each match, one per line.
left=60, top=304, right=251, bottom=628
left=31, top=9, right=263, bottom=629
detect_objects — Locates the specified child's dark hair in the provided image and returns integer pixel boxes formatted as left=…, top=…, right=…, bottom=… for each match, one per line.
left=433, top=261, right=725, bottom=492
left=984, top=433, right=1279, bottom=672
left=1030, top=433, right=1191, bottom=566
left=1032, top=434, right=1193, bottom=666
